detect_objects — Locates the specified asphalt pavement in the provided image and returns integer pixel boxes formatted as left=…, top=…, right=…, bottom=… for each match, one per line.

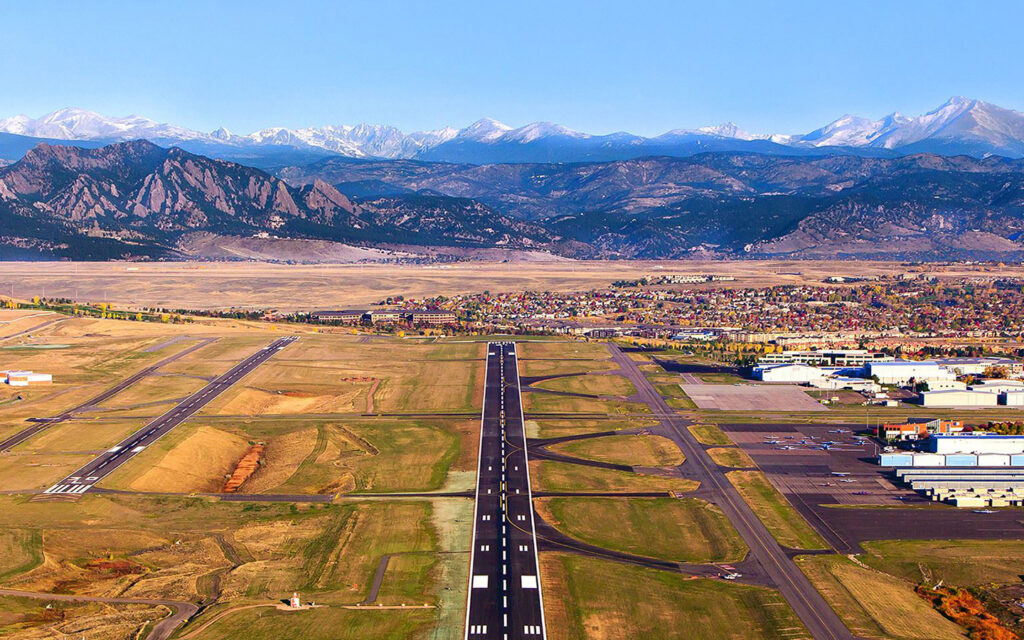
left=42, top=336, right=297, bottom=496
left=608, top=344, right=855, bottom=640
left=0, top=337, right=218, bottom=453
left=464, top=342, right=547, bottom=639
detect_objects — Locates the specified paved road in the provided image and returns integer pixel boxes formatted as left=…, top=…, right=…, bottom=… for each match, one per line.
left=42, top=336, right=297, bottom=496
left=0, top=588, right=197, bottom=640
left=0, top=337, right=219, bottom=453
left=609, top=344, right=854, bottom=640
left=0, top=316, right=64, bottom=342
left=464, top=342, right=547, bottom=639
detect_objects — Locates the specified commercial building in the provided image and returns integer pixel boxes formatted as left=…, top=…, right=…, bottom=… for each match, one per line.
left=924, top=433, right=1024, bottom=455
left=408, top=309, right=457, bottom=324
left=3, top=371, right=52, bottom=386
left=809, top=376, right=881, bottom=393
left=309, top=310, right=368, bottom=323
left=366, top=310, right=405, bottom=323
left=933, top=356, right=1023, bottom=378
left=892, top=467, right=1024, bottom=507
left=919, top=389, right=999, bottom=407
left=968, top=380, right=1024, bottom=395
left=1002, top=390, right=1024, bottom=406
left=752, top=363, right=829, bottom=383
left=758, top=349, right=893, bottom=367
left=877, top=418, right=963, bottom=441
left=866, top=361, right=957, bottom=386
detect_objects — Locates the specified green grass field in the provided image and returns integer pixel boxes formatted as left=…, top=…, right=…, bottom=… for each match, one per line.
left=706, top=447, right=755, bottom=468
left=549, top=434, right=684, bottom=467
left=532, top=374, right=636, bottom=397
left=530, top=460, right=698, bottom=493
left=726, top=471, right=828, bottom=550
left=689, top=424, right=732, bottom=446
left=523, top=393, right=650, bottom=415
left=859, top=539, right=1024, bottom=587
left=543, top=552, right=809, bottom=640
left=524, top=418, right=658, bottom=439
left=0, top=494, right=468, bottom=640
left=537, top=497, right=747, bottom=563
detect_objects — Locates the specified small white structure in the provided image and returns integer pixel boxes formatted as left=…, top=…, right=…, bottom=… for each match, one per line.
left=920, top=389, right=999, bottom=407
left=927, top=379, right=967, bottom=391
left=290, top=593, right=301, bottom=609
left=3, top=371, right=52, bottom=386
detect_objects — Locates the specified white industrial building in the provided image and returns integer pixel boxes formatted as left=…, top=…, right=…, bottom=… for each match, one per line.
left=2, top=371, right=52, bottom=386
left=758, top=349, right=893, bottom=367
left=927, top=379, right=967, bottom=391
left=1002, top=390, right=1024, bottom=406
left=925, top=434, right=1024, bottom=455
left=865, top=361, right=957, bottom=386
left=933, top=357, right=1023, bottom=378
left=892, top=468, right=1024, bottom=507
left=809, top=376, right=881, bottom=393
left=920, top=389, right=999, bottom=407
left=752, top=363, right=829, bottom=383
left=969, top=380, right=1024, bottom=394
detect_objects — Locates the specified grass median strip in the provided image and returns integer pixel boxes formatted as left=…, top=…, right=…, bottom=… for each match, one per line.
left=689, top=423, right=732, bottom=446
left=530, top=460, right=698, bottom=494
left=536, top=496, right=747, bottom=563
left=726, top=471, right=829, bottom=550
left=549, top=434, right=684, bottom=468
left=706, top=447, right=755, bottom=468
left=541, top=552, right=809, bottom=640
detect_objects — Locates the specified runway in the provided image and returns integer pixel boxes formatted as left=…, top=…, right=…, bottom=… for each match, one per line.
left=42, top=336, right=297, bottom=496
left=464, top=342, right=547, bottom=639
left=609, top=344, right=854, bottom=640
left=0, top=337, right=218, bottom=453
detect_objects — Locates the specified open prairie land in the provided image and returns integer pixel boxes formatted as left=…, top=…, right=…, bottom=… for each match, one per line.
left=2, top=260, right=1019, bottom=311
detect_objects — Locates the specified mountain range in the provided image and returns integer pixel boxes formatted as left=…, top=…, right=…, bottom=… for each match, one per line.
left=4, top=139, right=1024, bottom=262
left=3, top=97, right=1024, bottom=166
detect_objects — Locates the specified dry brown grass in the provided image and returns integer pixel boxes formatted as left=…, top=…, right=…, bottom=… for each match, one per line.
left=120, top=425, right=250, bottom=493
left=797, top=555, right=964, bottom=640
left=239, top=427, right=318, bottom=493
left=2, top=260, right=1004, bottom=311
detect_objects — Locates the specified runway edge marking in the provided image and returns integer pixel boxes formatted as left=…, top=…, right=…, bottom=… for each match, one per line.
left=463, top=343, right=492, bottom=640
left=510, top=343, right=549, bottom=639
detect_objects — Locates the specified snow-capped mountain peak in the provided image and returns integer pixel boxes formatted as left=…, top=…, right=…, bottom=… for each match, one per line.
left=459, top=118, right=513, bottom=142
left=504, top=122, right=584, bottom=143
left=4, top=97, right=1024, bottom=163
left=695, top=122, right=744, bottom=138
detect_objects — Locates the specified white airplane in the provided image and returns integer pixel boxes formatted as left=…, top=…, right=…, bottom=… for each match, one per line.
left=973, top=509, right=997, bottom=514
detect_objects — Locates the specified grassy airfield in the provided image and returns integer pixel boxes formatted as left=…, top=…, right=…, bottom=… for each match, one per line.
left=1, top=308, right=1018, bottom=639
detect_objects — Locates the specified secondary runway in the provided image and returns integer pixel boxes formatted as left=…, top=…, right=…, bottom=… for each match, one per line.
left=464, top=342, right=547, bottom=639
left=0, top=337, right=218, bottom=453
left=42, top=336, right=297, bottom=496
left=610, top=344, right=854, bottom=640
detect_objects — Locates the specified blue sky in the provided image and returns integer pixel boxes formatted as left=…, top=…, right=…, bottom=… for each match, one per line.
left=1, top=0, right=1022, bottom=136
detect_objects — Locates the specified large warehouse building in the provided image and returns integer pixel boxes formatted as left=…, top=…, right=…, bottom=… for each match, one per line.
left=920, top=389, right=1000, bottom=407
left=865, top=361, right=957, bottom=386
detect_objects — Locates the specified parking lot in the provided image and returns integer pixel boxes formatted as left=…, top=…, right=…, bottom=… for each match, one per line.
left=721, top=422, right=1024, bottom=552
left=680, top=383, right=828, bottom=411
